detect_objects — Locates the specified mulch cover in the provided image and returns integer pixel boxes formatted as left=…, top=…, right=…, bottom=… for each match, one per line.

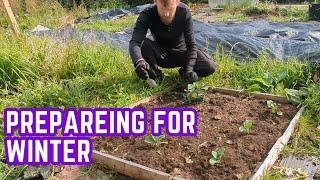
left=94, top=87, right=298, bottom=179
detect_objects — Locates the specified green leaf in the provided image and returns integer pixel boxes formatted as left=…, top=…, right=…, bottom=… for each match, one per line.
left=275, top=71, right=287, bottom=83
left=285, top=88, right=308, bottom=105
left=246, top=84, right=264, bottom=92
left=267, top=100, right=275, bottom=109
left=239, top=126, right=246, bottom=132
left=209, top=158, right=219, bottom=166
left=187, top=83, right=195, bottom=91
left=252, top=77, right=267, bottom=85
left=144, top=135, right=155, bottom=144
left=277, top=111, right=283, bottom=116
left=212, top=151, right=218, bottom=158
left=262, top=72, right=274, bottom=86
left=216, top=149, right=225, bottom=158
left=243, top=120, right=253, bottom=130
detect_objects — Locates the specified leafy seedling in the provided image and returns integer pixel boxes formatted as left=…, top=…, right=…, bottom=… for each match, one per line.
left=183, top=82, right=206, bottom=104
left=267, top=100, right=283, bottom=116
left=209, top=148, right=224, bottom=166
left=144, top=134, right=168, bottom=146
left=239, top=120, right=253, bottom=133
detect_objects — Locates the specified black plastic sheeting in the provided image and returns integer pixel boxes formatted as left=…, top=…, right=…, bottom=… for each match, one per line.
left=31, top=4, right=320, bottom=62
left=194, top=20, right=320, bottom=62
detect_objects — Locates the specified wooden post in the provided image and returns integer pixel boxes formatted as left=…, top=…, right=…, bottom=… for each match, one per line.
left=2, top=0, right=20, bottom=34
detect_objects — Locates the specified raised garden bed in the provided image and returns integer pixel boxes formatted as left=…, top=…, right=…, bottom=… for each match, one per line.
left=93, top=85, right=304, bottom=179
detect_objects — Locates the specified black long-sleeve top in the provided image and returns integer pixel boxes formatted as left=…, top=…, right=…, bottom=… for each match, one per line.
left=129, top=2, right=197, bottom=72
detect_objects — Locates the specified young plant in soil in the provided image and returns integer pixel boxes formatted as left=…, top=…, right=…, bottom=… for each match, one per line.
left=209, top=148, right=225, bottom=166
left=239, top=120, right=253, bottom=133
left=183, top=83, right=206, bottom=104
left=267, top=100, right=283, bottom=116
left=144, top=134, right=168, bottom=146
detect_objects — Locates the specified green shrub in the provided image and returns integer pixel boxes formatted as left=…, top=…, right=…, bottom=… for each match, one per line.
left=244, top=4, right=270, bottom=16
left=304, top=84, right=320, bottom=124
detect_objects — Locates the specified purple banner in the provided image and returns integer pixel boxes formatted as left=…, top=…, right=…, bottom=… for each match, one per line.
left=3, top=107, right=198, bottom=165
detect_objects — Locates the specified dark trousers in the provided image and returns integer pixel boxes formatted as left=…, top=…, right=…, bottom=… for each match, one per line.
left=141, top=39, right=217, bottom=78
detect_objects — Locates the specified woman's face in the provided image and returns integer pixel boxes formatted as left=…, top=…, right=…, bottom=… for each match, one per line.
left=156, top=0, right=180, bottom=25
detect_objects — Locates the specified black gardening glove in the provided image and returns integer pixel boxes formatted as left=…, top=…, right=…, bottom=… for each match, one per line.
left=181, top=69, right=199, bottom=83
left=135, top=59, right=163, bottom=81
left=135, top=59, right=150, bottom=80
left=149, top=64, right=164, bottom=81
left=186, top=71, right=199, bottom=83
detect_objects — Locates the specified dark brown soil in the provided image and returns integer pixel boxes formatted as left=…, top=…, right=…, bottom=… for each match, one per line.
left=94, top=87, right=298, bottom=180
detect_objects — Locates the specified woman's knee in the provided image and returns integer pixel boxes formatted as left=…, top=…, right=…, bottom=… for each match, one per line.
left=208, top=59, right=217, bottom=74
left=200, top=59, right=216, bottom=77
left=196, top=49, right=217, bottom=77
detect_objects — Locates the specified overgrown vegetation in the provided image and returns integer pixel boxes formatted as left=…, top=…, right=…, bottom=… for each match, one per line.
left=58, top=0, right=129, bottom=12
left=204, top=3, right=309, bottom=22
left=303, top=84, right=320, bottom=124
left=206, top=49, right=313, bottom=94
left=0, top=34, right=179, bottom=109
left=282, top=112, right=320, bottom=157
left=0, top=33, right=177, bottom=179
left=246, top=71, right=288, bottom=94
left=216, top=0, right=255, bottom=10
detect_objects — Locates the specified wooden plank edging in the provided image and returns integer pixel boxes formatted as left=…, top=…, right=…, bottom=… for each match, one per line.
left=251, top=106, right=305, bottom=180
left=92, top=150, right=184, bottom=180
left=209, top=87, right=289, bottom=103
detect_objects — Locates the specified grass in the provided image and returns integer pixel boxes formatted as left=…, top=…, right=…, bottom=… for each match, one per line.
left=77, top=15, right=138, bottom=32
left=267, top=6, right=310, bottom=22
left=0, top=33, right=178, bottom=109
left=84, top=0, right=129, bottom=14
left=0, top=31, right=177, bottom=179
left=282, top=111, right=320, bottom=157
left=216, top=0, right=256, bottom=10
left=203, top=3, right=309, bottom=22
left=216, top=12, right=249, bottom=22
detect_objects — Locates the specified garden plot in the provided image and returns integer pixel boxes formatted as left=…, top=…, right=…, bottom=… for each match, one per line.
left=93, top=85, right=303, bottom=179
